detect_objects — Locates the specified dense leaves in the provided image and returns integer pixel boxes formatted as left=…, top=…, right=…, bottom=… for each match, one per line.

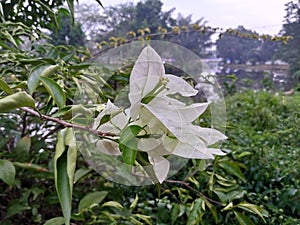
left=225, top=90, right=300, bottom=224
left=0, top=0, right=299, bottom=225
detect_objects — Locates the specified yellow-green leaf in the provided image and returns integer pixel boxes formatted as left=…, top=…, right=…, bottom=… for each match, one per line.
left=234, top=211, right=255, bottom=225
left=54, top=128, right=77, bottom=225
left=74, top=168, right=91, bottom=183
left=28, top=64, right=59, bottom=94
left=0, top=159, right=16, bottom=186
left=237, top=202, right=268, bottom=222
left=218, top=161, right=246, bottom=182
left=78, top=191, right=108, bottom=212
left=0, top=78, right=12, bottom=94
left=101, top=201, right=124, bottom=209
left=66, top=0, right=75, bottom=24
left=43, top=217, right=65, bottom=225
left=14, top=136, right=31, bottom=162
left=0, top=91, right=35, bottom=113
left=129, top=195, right=139, bottom=210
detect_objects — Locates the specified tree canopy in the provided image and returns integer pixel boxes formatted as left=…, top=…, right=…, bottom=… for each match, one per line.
left=216, top=26, right=279, bottom=64
left=279, top=0, right=300, bottom=80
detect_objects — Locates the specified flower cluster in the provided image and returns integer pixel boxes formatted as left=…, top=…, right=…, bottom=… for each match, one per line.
left=93, top=46, right=227, bottom=183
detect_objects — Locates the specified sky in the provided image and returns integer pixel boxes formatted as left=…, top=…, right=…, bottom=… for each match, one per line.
left=95, top=0, right=290, bottom=35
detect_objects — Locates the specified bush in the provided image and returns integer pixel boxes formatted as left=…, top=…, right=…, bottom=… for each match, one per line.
left=224, top=90, right=300, bottom=225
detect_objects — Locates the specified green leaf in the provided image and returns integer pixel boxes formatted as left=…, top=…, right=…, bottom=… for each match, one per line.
left=0, top=91, right=35, bottom=113
left=40, top=76, right=66, bottom=109
left=119, top=125, right=143, bottom=165
left=3, top=31, right=18, bottom=47
left=78, top=191, right=108, bottom=212
left=68, top=63, right=91, bottom=70
left=13, top=162, right=50, bottom=173
left=218, top=161, right=246, bottom=182
left=51, top=106, right=72, bottom=117
left=237, top=202, right=268, bottom=222
left=64, top=128, right=77, bottom=190
left=28, top=65, right=47, bottom=95
left=214, top=190, right=227, bottom=202
left=19, top=58, right=56, bottom=66
left=198, top=159, right=206, bottom=171
left=74, top=168, right=91, bottom=183
left=171, top=204, right=180, bottom=225
left=54, top=128, right=77, bottom=225
left=55, top=145, right=71, bottom=224
left=120, top=143, right=137, bottom=165
left=0, top=78, right=12, bottom=94
left=0, top=3, right=4, bottom=22
left=43, top=217, right=65, bottom=225
left=6, top=204, right=31, bottom=218
left=187, top=198, right=204, bottom=225
left=62, top=50, right=76, bottom=63
left=129, top=195, right=139, bottom=210
left=14, top=136, right=31, bottom=162
left=28, top=64, right=59, bottom=94
left=204, top=199, right=218, bottom=224
left=101, top=201, right=124, bottom=210
left=0, top=159, right=16, bottom=186
left=99, top=114, right=111, bottom=126
left=66, top=0, right=75, bottom=24
left=234, top=211, right=255, bottom=225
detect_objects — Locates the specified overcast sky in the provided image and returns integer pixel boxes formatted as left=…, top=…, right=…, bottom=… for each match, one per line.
left=95, top=0, right=289, bottom=35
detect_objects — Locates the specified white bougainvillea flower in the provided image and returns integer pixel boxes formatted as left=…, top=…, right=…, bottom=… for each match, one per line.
left=94, top=45, right=227, bottom=183
left=128, top=46, right=227, bottom=181
left=93, top=99, right=128, bottom=133
left=93, top=100, right=128, bottom=156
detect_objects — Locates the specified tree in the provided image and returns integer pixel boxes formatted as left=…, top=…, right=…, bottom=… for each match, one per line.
left=134, top=0, right=175, bottom=32
left=259, top=37, right=280, bottom=63
left=216, top=26, right=261, bottom=64
left=76, top=1, right=213, bottom=57
left=50, top=12, right=86, bottom=46
left=279, top=0, right=300, bottom=79
left=166, top=14, right=213, bottom=57
left=0, top=0, right=65, bottom=29
left=76, top=0, right=176, bottom=42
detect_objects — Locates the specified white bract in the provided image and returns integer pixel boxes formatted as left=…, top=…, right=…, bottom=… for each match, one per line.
left=93, top=46, right=227, bottom=183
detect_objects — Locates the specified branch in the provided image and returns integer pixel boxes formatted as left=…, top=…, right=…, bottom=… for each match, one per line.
left=21, top=107, right=115, bottom=137
left=165, top=179, right=224, bottom=207
left=21, top=110, right=28, bottom=137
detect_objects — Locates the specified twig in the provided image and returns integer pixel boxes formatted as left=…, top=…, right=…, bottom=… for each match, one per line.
left=21, top=107, right=115, bottom=137
left=21, top=110, right=27, bottom=137
left=165, top=179, right=224, bottom=207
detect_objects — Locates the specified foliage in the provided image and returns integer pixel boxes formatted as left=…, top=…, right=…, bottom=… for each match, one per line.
left=225, top=90, right=300, bottom=225
left=76, top=0, right=213, bottom=57
left=49, top=10, right=86, bottom=47
left=216, top=26, right=262, bottom=64
left=1, top=15, right=269, bottom=225
left=166, top=14, right=213, bottom=57
left=1, top=1, right=298, bottom=225
left=76, top=0, right=175, bottom=42
left=279, top=0, right=300, bottom=79
left=0, top=0, right=65, bottom=29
